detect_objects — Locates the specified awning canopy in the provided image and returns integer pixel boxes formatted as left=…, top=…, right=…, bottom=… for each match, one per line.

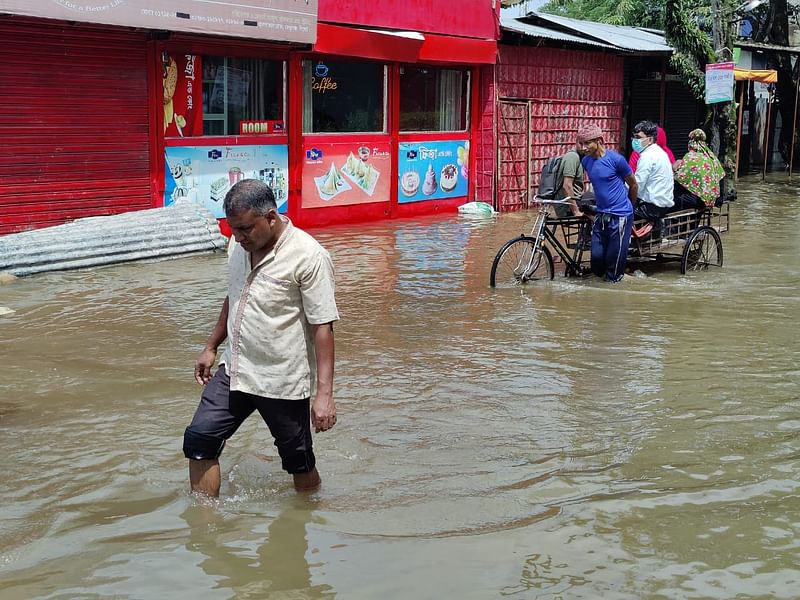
left=314, top=23, right=497, bottom=64
left=734, top=67, right=778, bottom=83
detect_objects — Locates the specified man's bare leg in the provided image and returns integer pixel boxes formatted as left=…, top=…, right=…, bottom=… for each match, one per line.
left=293, top=467, right=321, bottom=492
left=189, top=459, right=221, bottom=497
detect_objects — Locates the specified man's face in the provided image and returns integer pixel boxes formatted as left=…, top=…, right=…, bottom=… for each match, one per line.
left=227, top=208, right=279, bottom=253
left=579, top=137, right=602, bottom=159
left=634, top=130, right=653, bottom=149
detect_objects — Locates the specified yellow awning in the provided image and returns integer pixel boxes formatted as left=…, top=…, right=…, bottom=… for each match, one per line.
left=734, top=68, right=778, bottom=83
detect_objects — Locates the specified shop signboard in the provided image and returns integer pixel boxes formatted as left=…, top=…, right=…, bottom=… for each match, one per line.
left=0, top=1, right=317, bottom=44
left=163, top=53, right=203, bottom=138
left=398, top=140, right=469, bottom=203
left=705, top=62, right=735, bottom=104
left=164, top=144, right=289, bottom=218
left=302, top=141, right=392, bottom=208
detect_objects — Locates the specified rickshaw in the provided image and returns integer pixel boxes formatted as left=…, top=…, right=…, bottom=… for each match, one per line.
left=489, top=196, right=728, bottom=288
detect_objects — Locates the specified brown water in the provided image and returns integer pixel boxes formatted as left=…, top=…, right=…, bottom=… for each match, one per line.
left=1, top=176, right=799, bottom=599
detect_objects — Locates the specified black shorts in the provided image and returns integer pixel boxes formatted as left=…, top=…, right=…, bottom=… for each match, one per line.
left=182, top=366, right=315, bottom=474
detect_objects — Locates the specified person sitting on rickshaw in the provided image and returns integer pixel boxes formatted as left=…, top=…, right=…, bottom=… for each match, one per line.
left=672, top=128, right=726, bottom=210
left=631, top=121, right=674, bottom=234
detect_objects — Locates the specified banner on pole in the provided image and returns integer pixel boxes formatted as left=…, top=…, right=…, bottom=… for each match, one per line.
left=706, top=62, right=735, bottom=104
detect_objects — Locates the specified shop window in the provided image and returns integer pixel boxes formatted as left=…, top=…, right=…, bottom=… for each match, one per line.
left=202, top=57, right=284, bottom=136
left=303, top=60, right=387, bottom=133
left=399, top=67, right=470, bottom=132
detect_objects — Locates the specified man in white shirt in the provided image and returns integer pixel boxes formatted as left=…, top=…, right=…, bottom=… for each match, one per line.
left=183, top=179, right=339, bottom=497
left=631, top=120, right=674, bottom=228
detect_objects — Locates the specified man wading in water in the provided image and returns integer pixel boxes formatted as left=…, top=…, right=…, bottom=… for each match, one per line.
left=182, top=179, right=339, bottom=496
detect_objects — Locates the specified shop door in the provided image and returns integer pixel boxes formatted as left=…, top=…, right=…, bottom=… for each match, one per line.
left=0, top=19, right=151, bottom=235
left=497, top=100, right=531, bottom=212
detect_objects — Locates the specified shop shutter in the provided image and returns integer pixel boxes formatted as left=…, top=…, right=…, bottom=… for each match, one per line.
left=665, top=82, right=703, bottom=158
left=630, top=80, right=662, bottom=130
left=0, top=18, right=151, bottom=235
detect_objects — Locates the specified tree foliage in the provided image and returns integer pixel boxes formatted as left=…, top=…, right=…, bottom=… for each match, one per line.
left=540, top=0, right=664, bottom=29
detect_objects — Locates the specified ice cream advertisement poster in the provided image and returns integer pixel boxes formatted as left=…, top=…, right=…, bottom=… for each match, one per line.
left=398, top=140, right=469, bottom=204
left=164, top=145, right=289, bottom=218
left=302, top=141, right=391, bottom=209
left=163, top=53, right=203, bottom=138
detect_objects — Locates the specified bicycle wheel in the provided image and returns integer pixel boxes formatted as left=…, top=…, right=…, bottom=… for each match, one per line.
left=490, top=236, right=554, bottom=288
left=681, top=226, right=723, bottom=274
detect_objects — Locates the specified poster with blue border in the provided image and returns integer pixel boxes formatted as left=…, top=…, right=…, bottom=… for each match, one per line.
left=164, top=144, right=289, bottom=218
left=398, top=140, right=469, bottom=203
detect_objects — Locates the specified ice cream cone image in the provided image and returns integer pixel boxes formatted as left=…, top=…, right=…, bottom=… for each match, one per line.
left=163, top=56, right=178, bottom=134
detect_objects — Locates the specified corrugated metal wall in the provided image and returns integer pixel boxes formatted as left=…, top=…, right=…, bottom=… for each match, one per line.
left=0, top=17, right=152, bottom=235
left=475, top=65, right=497, bottom=205
left=486, top=45, right=625, bottom=211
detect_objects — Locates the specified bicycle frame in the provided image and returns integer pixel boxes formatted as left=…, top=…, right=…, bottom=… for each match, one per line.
left=530, top=197, right=592, bottom=277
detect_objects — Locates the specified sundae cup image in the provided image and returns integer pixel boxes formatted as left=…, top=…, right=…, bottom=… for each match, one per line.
left=422, top=163, right=437, bottom=195
left=401, top=170, right=420, bottom=197
left=228, top=167, right=244, bottom=186
left=358, top=146, right=370, bottom=161
left=440, top=163, right=458, bottom=193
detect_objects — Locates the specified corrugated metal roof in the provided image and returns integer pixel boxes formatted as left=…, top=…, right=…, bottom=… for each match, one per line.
left=500, top=16, right=617, bottom=50
left=500, top=9, right=672, bottom=55
left=0, top=203, right=227, bottom=277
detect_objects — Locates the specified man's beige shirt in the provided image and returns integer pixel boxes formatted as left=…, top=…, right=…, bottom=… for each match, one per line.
left=219, top=218, right=339, bottom=399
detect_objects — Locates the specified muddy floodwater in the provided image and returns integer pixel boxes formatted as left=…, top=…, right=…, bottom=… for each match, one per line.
left=1, top=176, right=799, bottom=599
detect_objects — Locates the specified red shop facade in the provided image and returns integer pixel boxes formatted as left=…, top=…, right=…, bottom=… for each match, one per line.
left=0, top=1, right=498, bottom=236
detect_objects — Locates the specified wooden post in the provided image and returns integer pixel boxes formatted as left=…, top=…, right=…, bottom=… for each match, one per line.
left=763, top=86, right=773, bottom=181
left=790, top=71, right=800, bottom=180
left=735, top=81, right=745, bottom=181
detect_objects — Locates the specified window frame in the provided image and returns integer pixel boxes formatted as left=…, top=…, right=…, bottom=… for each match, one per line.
left=398, top=65, right=472, bottom=134
left=162, top=51, right=288, bottom=141
left=302, top=58, right=389, bottom=136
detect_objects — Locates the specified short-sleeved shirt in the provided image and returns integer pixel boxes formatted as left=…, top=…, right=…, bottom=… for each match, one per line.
left=554, top=150, right=584, bottom=217
left=581, top=150, right=633, bottom=216
left=634, top=144, right=675, bottom=208
left=219, top=217, right=339, bottom=400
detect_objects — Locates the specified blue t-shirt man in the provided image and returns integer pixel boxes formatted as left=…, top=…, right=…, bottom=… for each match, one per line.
left=577, top=125, right=638, bottom=282
left=581, top=150, right=634, bottom=216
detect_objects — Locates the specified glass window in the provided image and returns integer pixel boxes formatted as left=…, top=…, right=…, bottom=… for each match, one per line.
left=201, top=56, right=284, bottom=136
left=303, top=60, right=387, bottom=133
left=399, top=66, right=470, bottom=132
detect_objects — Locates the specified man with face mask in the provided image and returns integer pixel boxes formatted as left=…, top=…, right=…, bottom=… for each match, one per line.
left=631, top=120, right=674, bottom=226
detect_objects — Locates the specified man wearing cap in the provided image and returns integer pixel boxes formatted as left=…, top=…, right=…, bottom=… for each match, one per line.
left=577, top=124, right=638, bottom=282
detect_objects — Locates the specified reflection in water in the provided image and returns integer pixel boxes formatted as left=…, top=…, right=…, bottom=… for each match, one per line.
left=182, top=497, right=333, bottom=599
left=0, top=177, right=799, bottom=598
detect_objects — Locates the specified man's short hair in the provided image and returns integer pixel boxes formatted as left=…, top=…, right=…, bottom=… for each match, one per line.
left=577, top=124, right=603, bottom=143
left=633, top=120, right=658, bottom=139
left=223, top=179, right=277, bottom=217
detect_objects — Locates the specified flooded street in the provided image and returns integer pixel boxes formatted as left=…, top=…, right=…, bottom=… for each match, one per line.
left=1, top=176, right=799, bottom=599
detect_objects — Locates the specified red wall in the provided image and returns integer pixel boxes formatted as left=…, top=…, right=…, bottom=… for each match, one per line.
left=318, top=0, right=499, bottom=39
